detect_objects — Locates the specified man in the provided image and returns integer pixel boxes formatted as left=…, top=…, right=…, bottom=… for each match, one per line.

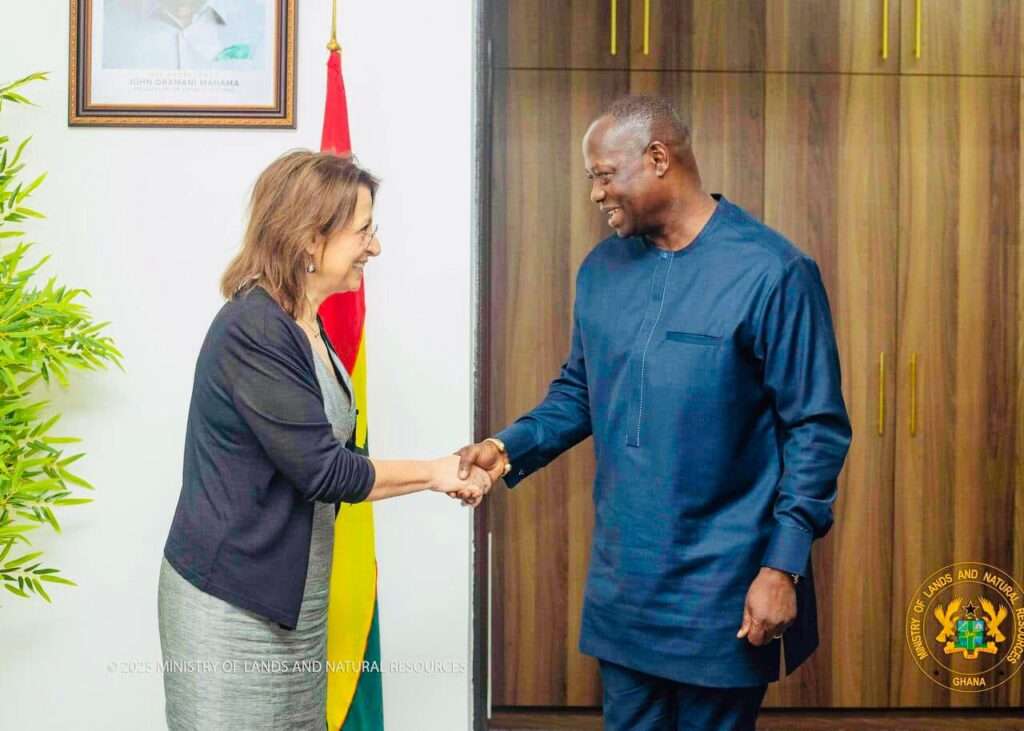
left=459, top=96, right=852, bottom=730
left=103, top=0, right=264, bottom=71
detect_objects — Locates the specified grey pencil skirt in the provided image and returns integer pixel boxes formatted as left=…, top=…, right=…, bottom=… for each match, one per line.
left=157, top=501, right=335, bottom=730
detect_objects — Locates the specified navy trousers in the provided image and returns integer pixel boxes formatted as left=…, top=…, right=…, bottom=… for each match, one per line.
left=599, top=660, right=768, bottom=731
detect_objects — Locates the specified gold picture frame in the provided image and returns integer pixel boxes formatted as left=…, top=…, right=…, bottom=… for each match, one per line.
left=69, top=0, right=296, bottom=128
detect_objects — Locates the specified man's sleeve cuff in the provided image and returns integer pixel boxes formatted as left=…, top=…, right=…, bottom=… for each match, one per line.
left=761, top=523, right=813, bottom=577
left=494, top=421, right=540, bottom=489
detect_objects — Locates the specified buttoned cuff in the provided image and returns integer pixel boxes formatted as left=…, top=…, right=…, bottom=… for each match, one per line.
left=761, top=523, right=813, bottom=577
left=495, top=421, right=541, bottom=489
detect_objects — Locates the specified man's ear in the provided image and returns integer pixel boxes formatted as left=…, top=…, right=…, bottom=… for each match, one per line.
left=647, top=141, right=671, bottom=178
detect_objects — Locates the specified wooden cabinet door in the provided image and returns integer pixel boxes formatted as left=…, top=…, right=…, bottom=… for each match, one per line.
left=493, top=0, right=628, bottom=69
left=628, top=0, right=765, bottom=71
left=892, top=75, right=1024, bottom=707
left=489, top=69, right=628, bottom=707
left=762, top=73, right=900, bottom=707
left=766, top=0, right=901, bottom=73
left=628, top=71, right=765, bottom=216
left=900, top=0, right=1023, bottom=75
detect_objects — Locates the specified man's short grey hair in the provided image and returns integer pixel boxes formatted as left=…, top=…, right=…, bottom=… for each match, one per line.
left=605, top=95, right=690, bottom=151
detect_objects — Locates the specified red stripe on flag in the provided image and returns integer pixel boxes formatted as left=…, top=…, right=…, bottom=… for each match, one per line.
left=321, top=51, right=352, bottom=156
left=321, top=286, right=364, bottom=374
left=319, top=49, right=363, bottom=374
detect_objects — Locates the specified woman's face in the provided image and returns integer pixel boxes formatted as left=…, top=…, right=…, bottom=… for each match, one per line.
left=313, top=185, right=381, bottom=294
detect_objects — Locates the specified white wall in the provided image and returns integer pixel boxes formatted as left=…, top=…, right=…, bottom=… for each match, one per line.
left=0, top=2, right=477, bottom=729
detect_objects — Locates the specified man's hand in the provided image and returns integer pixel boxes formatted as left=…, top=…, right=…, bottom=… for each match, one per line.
left=447, top=441, right=509, bottom=508
left=736, top=567, right=797, bottom=646
left=456, top=441, right=508, bottom=484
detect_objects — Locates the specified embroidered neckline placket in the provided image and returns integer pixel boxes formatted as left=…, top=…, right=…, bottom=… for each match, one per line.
left=635, top=252, right=675, bottom=447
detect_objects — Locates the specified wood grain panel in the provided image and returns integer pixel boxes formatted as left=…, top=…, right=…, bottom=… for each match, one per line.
left=495, top=0, right=628, bottom=69
left=489, top=69, right=628, bottom=707
left=893, top=75, right=1022, bottom=707
left=488, top=5, right=1024, bottom=717
left=900, top=0, right=1022, bottom=76
left=1014, top=78, right=1024, bottom=710
left=628, top=71, right=764, bottom=217
left=763, top=73, right=900, bottom=708
left=766, top=0, right=901, bottom=73
left=628, top=0, right=765, bottom=71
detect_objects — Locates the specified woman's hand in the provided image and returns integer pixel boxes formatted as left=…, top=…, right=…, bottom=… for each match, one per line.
left=431, top=455, right=492, bottom=507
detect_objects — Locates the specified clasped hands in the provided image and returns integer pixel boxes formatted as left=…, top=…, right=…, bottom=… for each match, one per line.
left=430, top=440, right=509, bottom=508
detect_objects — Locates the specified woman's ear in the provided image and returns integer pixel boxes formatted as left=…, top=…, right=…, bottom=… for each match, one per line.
left=305, top=232, right=325, bottom=258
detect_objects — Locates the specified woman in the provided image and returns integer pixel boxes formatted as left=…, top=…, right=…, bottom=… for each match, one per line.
left=158, top=151, right=499, bottom=729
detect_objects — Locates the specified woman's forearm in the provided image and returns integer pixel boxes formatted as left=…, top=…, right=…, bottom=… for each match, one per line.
left=364, top=458, right=441, bottom=501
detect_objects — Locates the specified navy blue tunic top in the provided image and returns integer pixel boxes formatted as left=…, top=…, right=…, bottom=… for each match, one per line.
left=164, top=285, right=376, bottom=630
left=497, top=195, right=852, bottom=687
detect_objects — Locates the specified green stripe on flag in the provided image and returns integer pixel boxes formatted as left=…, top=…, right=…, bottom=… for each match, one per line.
left=341, top=601, right=383, bottom=730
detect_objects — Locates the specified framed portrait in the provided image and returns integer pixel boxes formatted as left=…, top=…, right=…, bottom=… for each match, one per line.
left=69, top=0, right=296, bottom=127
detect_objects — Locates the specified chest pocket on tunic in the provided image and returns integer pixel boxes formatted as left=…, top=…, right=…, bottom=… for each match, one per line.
left=650, top=330, right=727, bottom=408
left=665, top=330, right=722, bottom=346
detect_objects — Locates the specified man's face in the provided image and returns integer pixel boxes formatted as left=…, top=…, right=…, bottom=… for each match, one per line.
left=583, top=117, right=657, bottom=238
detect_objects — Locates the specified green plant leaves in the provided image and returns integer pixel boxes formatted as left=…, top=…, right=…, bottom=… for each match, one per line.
left=0, top=71, right=120, bottom=607
left=0, top=72, right=48, bottom=112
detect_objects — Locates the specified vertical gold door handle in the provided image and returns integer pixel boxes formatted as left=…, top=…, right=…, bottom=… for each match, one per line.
left=643, top=0, right=651, bottom=56
left=914, top=0, right=922, bottom=59
left=881, top=0, right=889, bottom=59
left=878, top=352, right=885, bottom=435
left=909, top=353, right=918, bottom=436
left=610, top=0, right=618, bottom=55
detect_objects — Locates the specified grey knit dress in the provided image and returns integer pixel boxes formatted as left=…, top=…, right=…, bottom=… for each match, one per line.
left=158, top=343, right=357, bottom=730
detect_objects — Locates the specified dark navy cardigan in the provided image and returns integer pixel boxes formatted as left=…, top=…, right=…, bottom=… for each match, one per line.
left=163, top=284, right=376, bottom=630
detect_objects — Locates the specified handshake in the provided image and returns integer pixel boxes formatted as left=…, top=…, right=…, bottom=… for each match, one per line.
left=431, top=439, right=510, bottom=508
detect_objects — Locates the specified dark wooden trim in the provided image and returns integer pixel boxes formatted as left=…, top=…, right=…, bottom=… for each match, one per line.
left=472, top=0, right=496, bottom=729
left=489, top=708, right=1024, bottom=730
left=490, top=709, right=601, bottom=731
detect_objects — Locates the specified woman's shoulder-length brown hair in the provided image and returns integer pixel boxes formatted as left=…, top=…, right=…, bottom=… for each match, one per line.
left=220, top=150, right=379, bottom=318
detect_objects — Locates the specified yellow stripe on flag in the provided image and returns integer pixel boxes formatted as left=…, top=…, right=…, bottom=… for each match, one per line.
left=326, top=501, right=378, bottom=728
left=326, top=333, right=377, bottom=728
left=350, top=335, right=369, bottom=449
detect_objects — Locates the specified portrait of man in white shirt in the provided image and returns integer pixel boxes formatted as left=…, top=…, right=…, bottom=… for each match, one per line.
left=102, top=0, right=267, bottom=71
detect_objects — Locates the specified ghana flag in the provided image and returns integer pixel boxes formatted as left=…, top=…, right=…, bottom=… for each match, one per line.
left=319, top=41, right=385, bottom=731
